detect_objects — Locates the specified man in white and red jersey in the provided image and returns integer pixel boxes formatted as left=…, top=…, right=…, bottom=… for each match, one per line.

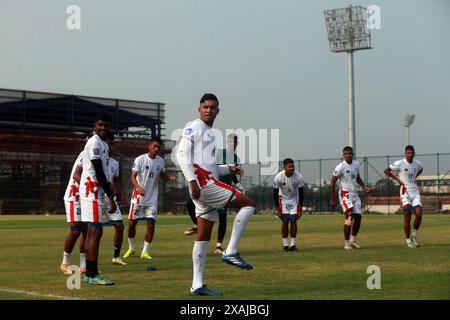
left=79, top=113, right=117, bottom=286
left=176, top=93, right=256, bottom=297
left=273, top=158, right=304, bottom=252
left=104, top=133, right=127, bottom=266
left=122, top=138, right=176, bottom=260
left=330, top=146, right=372, bottom=250
left=60, top=151, right=87, bottom=275
left=384, top=145, right=423, bottom=248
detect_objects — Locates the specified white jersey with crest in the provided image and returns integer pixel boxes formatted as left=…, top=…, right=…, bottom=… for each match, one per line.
left=180, top=119, right=220, bottom=187
left=273, top=170, right=304, bottom=204
left=333, top=160, right=360, bottom=193
left=79, top=134, right=110, bottom=201
left=109, top=158, right=119, bottom=182
left=63, top=152, right=83, bottom=201
left=389, top=159, right=423, bottom=193
left=131, top=154, right=165, bottom=206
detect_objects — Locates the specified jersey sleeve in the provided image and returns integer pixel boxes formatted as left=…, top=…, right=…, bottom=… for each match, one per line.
left=333, top=163, right=343, bottom=177
left=76, top=152, right=84, bottom=167
left=417, top=160, right=423, bottom=172
left=114, top=161, right=120, bottom=178
left=160, top=158, right=166, bottom=173
left=86, top=139, right=102, bottom=160
left=389, top=160, right=402, bottom=172
left=132, top=156, right=141, bottom=173
left=297, top=173, right=305, bottom=188
left=182, top=121, right=200, bottom=143
left=273, top=174, right=281, bottom=188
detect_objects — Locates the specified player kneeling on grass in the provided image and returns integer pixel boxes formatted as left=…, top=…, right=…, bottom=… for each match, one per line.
left=177, top=93, right=255, bottom=297
left=123, top=138, right=176, bottom=260
left=384, top=145, right=423, bottom=248
left=60, top=151, right=87, bottom=275
left=273, top=158, right=305, bottom=252
left=330, top=146, right=372, bottom=250
left=104, top=133, right=127, bottom=266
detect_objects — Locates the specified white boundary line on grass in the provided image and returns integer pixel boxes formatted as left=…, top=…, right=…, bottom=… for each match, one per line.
left=0, top=287, right=84, bottom=300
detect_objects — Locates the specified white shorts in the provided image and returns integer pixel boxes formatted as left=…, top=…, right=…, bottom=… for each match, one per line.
left=64, top=200, right=82, bottom=223
left=192, top=180, right=241, bottom=222
left=106, top=202, right=123, bottom=222
left=278, top=198, right=299, bottom=215
left=400, top=186, right=422, bottom=208
left=80, top=195, right=106, bottom=224
left=339, top=190, right=361, bottom=214
left=128, top=201, right=157, bottom=221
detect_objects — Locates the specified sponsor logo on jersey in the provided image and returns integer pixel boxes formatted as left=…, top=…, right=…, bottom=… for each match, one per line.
left=156, top=165, right=160, bottom=171
left=184, top=128, right=193, bottom=135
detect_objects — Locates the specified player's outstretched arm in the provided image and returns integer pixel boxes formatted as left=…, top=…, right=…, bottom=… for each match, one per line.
left=160, top=172, right=176, bottom=183
left=273, top=188, right=282, bottom=218
left=356, top=174, right=372, bottom=193
left=131, top=171, right=145, bottom=195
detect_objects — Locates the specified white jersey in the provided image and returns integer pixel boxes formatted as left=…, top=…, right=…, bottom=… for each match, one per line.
left=389, top=159, right=423, bottom=193
left=333, top=160, right=360, bottom=193
left=109, top=158, right=119, bottom=182
left=131, top=154, right=165, bottom=206
left=79, top=134, right=110, bottom=201
left=177, top=119, right=229, bottom=188
left=273, top=170, right=304, bottom=204
left=63, top=152, right=83, bottom=201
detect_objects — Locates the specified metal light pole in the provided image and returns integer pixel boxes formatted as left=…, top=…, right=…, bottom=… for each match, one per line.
left=324, top=5, right=372, bottom=156
left=404, top=114, right=415, bottom=145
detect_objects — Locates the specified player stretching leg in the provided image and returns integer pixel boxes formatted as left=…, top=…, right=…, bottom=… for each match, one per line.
left=123, top=138, right=176, bottom=260
left=384, top=145, right=423, bottom=248
left=273, top=158, right=304, bottom=252
left=330, top=146, right=372, bottom=250
left=79, top=113, right=117, bottom=285
left=60, top=152, right=87, bottom=275
left=177, top=93, right=255, bottom=297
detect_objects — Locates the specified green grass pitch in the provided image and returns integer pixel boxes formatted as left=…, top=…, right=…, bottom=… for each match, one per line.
left=0, top=214, right=449, bottom=300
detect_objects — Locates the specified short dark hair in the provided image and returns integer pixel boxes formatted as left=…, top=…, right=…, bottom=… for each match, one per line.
left=200, top=93, right=219, bottom=104
left=283, top=158, right=294, bottom=167
left=405, top=145, right=415, bottom=152
left=148, top=137, right=162, bottom=145
left=95, top=113, right=112, bottom=124
left=343, top=146, right=353, bottom=153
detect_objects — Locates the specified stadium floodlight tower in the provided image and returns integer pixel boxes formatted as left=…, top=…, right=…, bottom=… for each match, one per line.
left=324, top=5, right=372, bottom=156
left=404, top=114, right=415, bottom=145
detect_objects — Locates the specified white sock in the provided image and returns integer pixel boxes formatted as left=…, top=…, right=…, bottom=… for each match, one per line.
left=406, top=238, right=411, bottom=242
left=290, top=238, right=297, bottom=247
left=192, top=241, right=208, bottom=290
left=128, top=237, right=135, bottom=250
left=225, top=206, right=254, bottom=255
left=345, top=240, right=350, bottom=245
left=282, top=238, right=289, bottom=247
left=216, top=242, right=222, bottom=248
left=79, top=253, right=86, bottom=269
left=62, top=251, right=71, bottom=265
left=142, top=241, right=150, bottom=254
left=350, top=235, right=356, bottom=243
left=412, top=229, right=418, bottom=237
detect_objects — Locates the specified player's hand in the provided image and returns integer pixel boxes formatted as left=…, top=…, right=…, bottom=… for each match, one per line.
left=136, top=186, right=145, bottom=196
left=276, top=207, right=282, bottom=219
left=297, top=207, right=303, bottom=218
left=189, top=180, right=201, bottom=200
left=169, top=175, right=176, bottom=183
left=108, top=196, right=117, bottom=214
left=330, top=199, right=337, bottom=209
left=229, top=165, right=244, bottom=177
left=363, top=186, right=373, bottom=194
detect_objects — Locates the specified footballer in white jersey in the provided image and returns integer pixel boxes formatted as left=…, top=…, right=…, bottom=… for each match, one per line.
left=330, top=146, right=372, bottom=250
left=79, top=114, right=116, bottom=285
left=273, top=159, right=305, bottom=251
left=63, top=152, right=83, bottom=223
left=384, top=145, right=424, bottom=248
left=60, top=151, right=88, bottom=276
left=122, top=138, right=176, bottom=261
left=176, top=93, right=256, bottom=296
